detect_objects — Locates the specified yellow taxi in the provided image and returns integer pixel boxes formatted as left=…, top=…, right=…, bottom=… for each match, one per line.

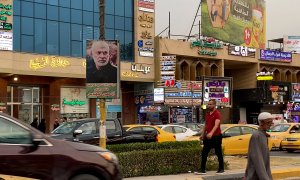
left=268, top=123, right=300, bottom=149
left=184, top=124, right=272, bottom=155
left=280, top=132, right=300, bottom=153
left=123, top=124, right=176, bottom=142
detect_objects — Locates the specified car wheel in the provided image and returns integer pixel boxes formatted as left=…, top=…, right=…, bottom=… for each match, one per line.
left=287, top=149, right=295, bottom=153
left=71, top=174, right=100, bottom=180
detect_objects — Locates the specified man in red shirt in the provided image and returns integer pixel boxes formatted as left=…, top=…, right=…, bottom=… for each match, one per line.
left=196, top=99, right=224, bottom=175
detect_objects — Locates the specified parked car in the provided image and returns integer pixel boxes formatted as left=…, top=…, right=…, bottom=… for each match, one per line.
left=156, top=124, right=197, bottom=141
left=123, top=124, right=176, bottom=142
left=268, top=123, right=300, bottom=149
left=173, top=122, right=204, bottom=133
left=184, top=124, right=272, bottom=155
left=0, top=113, right=122, bottom=180
left=281, top=133, right=300, bottom=153
left=51, top=118, right=124, bottom=145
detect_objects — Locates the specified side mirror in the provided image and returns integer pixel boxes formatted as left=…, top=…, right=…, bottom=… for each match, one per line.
left=73, top=129, right=83, bottom=137
left=290, top=130, right=296, bottom=134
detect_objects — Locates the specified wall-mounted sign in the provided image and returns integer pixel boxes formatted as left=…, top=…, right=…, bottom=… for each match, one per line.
left=139, top=105, right=167, bottom=113
left=203, top=77, right=232, bottom=107
left=0, top=22, right=11, bottom=30
left=134, top=83, right=154, bottom=106
left=269, top=85, right=288, bottom=103
left=256, top=71, right=273, bottom=81
left=60, top=87, right=89, bottom=114
left=0, top=31, right=11, bottom=50
left=160, top=55, right=176, bottom=84
left=138, top=0, right=154, bottom=13
left=121, top=71, right=139, bottom=78
left=260, top=49, right=292, bottom=63
left=29, top=56, right=70, bottom=70
left=0, top=2, right=12, bottom=22
left=228, top=45, right=256, bottom=57
left=191, top=39, right=223, bottom=56
left=291, top=83, right=300, bottom=102
left=154, top=88, right=164, bottom=103
left=283, top=35, right=300, bottom=54
left=131, top=63, right=151, bottom=74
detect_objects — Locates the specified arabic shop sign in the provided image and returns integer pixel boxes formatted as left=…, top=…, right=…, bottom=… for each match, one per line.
left=0, top=3, right=12, bottom=22
left=191, top=39, right=223, bottom=56
left=292, top=83, right=300, bottom=102
left=138, top=0, right=155, bottom=13
left=131, top=63, right=151, bottom=74
left=29, top=56, right=70, bottom=70
left=63, top=98, right=86, bottom=106
left=256, top=71, right=273, bottom=81
left=228, top=45, right=256, bottom=57
left=0, top=22, right=11, bottom=30
left=260, top=49, right=292, bottom=63
left=61, top=87, right=89, bottom=114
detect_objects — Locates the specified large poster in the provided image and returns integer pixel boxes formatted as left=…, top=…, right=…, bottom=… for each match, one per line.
left=284, top=35, right=300, bottom=54
left=201, top=0, right=266, bottom=49
left=86, top=40, right=119, bottom=99
left=60, top=87, right=89, bottom=114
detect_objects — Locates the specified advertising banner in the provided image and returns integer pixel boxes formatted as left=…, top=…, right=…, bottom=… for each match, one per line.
left=259, top=49, right=292, bottom=63
left=291, top=83, right=300, bottom=102
left=86, top=40, right=119, bottom=98
left=201, top=0, right=266, bottom=48
left=283, top=35, right=300, bottom=54
left=0, top=0, right=13, bottom=51
left=60, top=87, right=89, bottom=114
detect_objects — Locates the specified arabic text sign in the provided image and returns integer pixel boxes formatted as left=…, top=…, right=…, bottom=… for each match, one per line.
left=283, top=35, right=300, bottom=54
left=201, top=0, right=266, bottom=48
left=0, top=31, right=12, bottom=50
left=260, top=49, right=292, bottom=63
left=60, top=87, right=89, bottom=114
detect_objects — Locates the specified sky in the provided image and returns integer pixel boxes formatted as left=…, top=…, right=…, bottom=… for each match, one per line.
left=155, top=0, right=299, bottom=48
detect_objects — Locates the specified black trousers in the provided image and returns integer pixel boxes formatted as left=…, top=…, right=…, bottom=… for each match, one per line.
left=201, top=135, right=224, bottom=171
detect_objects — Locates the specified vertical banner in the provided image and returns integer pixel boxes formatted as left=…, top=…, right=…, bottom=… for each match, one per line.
left=201, top=0, right=266, bottom=48
left=86, top=40, right=120, bottom=98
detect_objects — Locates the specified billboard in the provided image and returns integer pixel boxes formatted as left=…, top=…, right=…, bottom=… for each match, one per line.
left=201, top=0, right=266, bottom=48
left=259, top=49, right=292, bottom=63
left=284, top=35, right=300, bottom=54
left=60, top=87, right=89, bottom=114
left=86, top=40, right=119, bottom=98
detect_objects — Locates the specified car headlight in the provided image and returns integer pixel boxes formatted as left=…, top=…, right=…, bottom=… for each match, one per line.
left=97, top=152, right=119, bottom=164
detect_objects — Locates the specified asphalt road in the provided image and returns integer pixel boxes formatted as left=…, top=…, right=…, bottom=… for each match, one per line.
left=270, top=150, right=300, bottom=157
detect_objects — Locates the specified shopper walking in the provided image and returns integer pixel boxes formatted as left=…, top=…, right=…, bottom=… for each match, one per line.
left=245, top=112, right=273, bottom=180
left=196, top=99, right=224, bottom=175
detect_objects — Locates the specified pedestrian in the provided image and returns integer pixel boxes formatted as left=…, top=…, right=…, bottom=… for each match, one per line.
left=245, top=112, right=274, bottom=180
left=86, top=40, right=117, bottom=83
left=30, top=118, right=39, bottom=129
left=196, top=99, right=224, bottom=175
left=53, top=118, right=60, bottom=130
left=38, top=118, right=46, bottom=133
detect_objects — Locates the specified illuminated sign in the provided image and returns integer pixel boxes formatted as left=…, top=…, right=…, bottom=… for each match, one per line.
left=29, top=56, right=70, bottom=70
left=131, top=63, right=151, bottom=74
left=256, top=72, right=273, bottom=81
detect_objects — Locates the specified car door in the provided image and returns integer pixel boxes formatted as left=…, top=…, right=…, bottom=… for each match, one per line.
left=0, top=116, right=53, bottom=179
left=240, top=126, right=257, bottom=152
left=76, top=121, right=98, bottom=145
left=106, top=119, right=124, bottom=144
left=222, top=126, right=244, bottom=155
left=141, top=126, right=158, bottom=142
left=125, top=127, right=145, bottom=143
left=173, top=126, right=188, bottom=141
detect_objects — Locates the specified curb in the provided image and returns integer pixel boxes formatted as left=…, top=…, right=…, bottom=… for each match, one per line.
left=272, top=167, right=300, bottom=180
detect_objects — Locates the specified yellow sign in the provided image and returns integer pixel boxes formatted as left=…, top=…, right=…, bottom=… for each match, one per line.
left=121, top=71, right=139, bottom=78
left=29, top=56, right=70, bottom=70
left=257, top=76, right=273, bottom=81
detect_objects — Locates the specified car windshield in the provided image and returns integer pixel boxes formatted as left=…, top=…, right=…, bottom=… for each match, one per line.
left=52, top=122, right=78, bottom=134
left=221, top=125, right=228, bottom=132
left=123, top=127, right=130, bottom=131
left=269, top=124, right=290, bottom=132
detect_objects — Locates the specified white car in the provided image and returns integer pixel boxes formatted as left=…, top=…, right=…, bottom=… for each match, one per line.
left=156, top=124, right=197, bottom=141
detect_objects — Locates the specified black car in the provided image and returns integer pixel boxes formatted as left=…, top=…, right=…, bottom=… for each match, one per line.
left=51, top=118, right=124, bottom=145
left=0, top=113, right=122, bottom=180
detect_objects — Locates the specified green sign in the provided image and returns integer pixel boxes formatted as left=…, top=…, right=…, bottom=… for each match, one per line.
left=0, top=22, right=12, bottom=30
left=63, top=98, right=86, bottom=106
left=0, top=4, right=12, bottom=10
left=191, top=39, right=223, bottom=56
left=86, top=83, right=118, bottom=99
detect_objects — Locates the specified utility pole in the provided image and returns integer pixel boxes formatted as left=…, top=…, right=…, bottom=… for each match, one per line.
left=99, top=0, right=106, bottom=148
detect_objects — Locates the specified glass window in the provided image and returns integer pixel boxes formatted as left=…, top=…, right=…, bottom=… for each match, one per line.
left=35, top=0, right=46, bottom=3
left=47, top=0, right=58, bottom=6
left=77, top=122, right=96, bottom=135
left=71, top=9, right=82, bottom=24
left=105, top=0, right=114, bottom=14
left=115, top=0, right=124, bottom=16
left=115, top=30, right=124, bottom=59
left=125, top=0, right=133, bottom=17
left=21, top=17, right=34, bottom=35
left=13, top=0, right=21, bottom=16
left=35, top=19, right=47, bottom=54
left=21, top=1, right=34, bottom=17
left=47, top=5, right=58, bottom=21
left=47, top=21, right=59, bottom=55
left=59, top=7, right=70, bottom=22
left=142, top=127, right=157, bottom=134
left=105, top=28, right=114, bottom=40
left=105, top=15, right=114, bottom=29
left=71, top=41, right=82, bottom=57
left=93, top=0, right=99, bottom=12
left=223, top=127, right=241, bottom=137
left=128, top=127, right=142, bottom=133
left=59, top=0, right=70, bottom=7
left=13, top=16, right=21, bottom=51
left=125, top=17, right=132, bottom=31
left=270, top=124, right=290, bottom=132
left=35, top=3, right=46, bottom=19
left=71, top=24, right=82, bottom=41
left=21, top=35, right=34, bottom=52
left=83, top=0, right=93, bottom=11
left=124, top=31, right=133, bottom=61
left=83, top=11, right=93, bottom=26
left=115, top=16, right=124, bottom=30
left=241, top=127, right=256, bottom=135
left=93, top=27, right=100, bottom=39
left=71, top=0, right=82, bottom=10
left=94, top=12, right=100, bottom=27
left=18, top=87, right=32, bottom=103
left=163, top=126, right=173, bottom=133
left=52, top=121, right=77, bottom=134
left=82, top=26, right=93, bottom=56
left=59, top=22, right=71, bottom=56
left=0, top=117, right=32, bottom=144
left=174, top=126, right=186, bottom=133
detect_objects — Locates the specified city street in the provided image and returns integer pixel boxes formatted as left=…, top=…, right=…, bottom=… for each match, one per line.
left=271, top=150, right=300, bottom=157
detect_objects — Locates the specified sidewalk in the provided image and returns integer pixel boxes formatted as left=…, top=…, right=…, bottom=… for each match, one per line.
left=124, top=156, right=300, bottom=180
